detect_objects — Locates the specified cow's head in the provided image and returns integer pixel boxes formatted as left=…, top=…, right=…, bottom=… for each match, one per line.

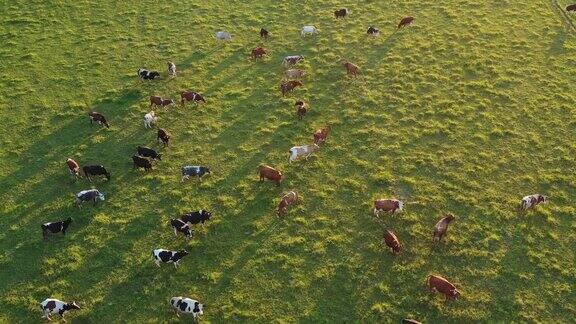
left=177, top=250, right=189, bottom=258
left=156, top=154, right=162, bottom=161
left=64, top=217, right=73, bottom=225
left=396, top=200, right=404, bottom=212
left=193, top=302, right=204, bottom=316
left=539, top=195, right=548, bottom=203
left=203, top=167, right=211, bottom=174
left=98, top=192, right=105, bottom=201
left=450, top=289, right=461, bottom=300
left=65, top=301, right=80, bottom=310
left=201, top=210, right=212, bottom=220
left=445, top=214, right=455, bottom=222
left=151, top=72, right=160, bottom=78
left=170, top=297, right=182, bottom=307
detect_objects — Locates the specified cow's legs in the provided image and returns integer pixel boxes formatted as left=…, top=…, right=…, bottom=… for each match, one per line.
left=173, top=228, right=177, bottom=237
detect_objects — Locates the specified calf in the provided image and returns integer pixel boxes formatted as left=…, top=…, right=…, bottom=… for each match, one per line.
left=40, top=298, right=80, bottom=322
left=66, top=158, right=81, bottom=178
left=334, top=8, right=348, bottom=18
left=427, top=275, right=460, bottom=302
left=215, top=31, right=231, bottom=41
left=150, top=96, right=175, bottom=109
left=88, top=111, right=109, bottom=128
left=373, top=199, right=404, bottom=216
left=258, top=165, right=283, bottom=186
left=138, top=68, right=160, bottom=80
left=519, top=194, right=548, bottom=211
left=260, top=28, right=270, bottom=38
left=76, top=189, right=105, bottom=208
left=281, top=80, right=303, bottom=95
left=296, top=101, right=307, bottom=120
left=41, top=217, right=72, bottom=240
left=568, top=4, right=576, bottom=11
left=167, top=61, right=177, bottom=77
left=277, top=190, right=298, bottom=217
left=282, top=55, right=304, bottom=67
left=250, top=46, right=267, bottom=59
left=383, top=230, right=401, bottom=254
left=180, top=210, right=212, bottom=227
left=343, top=61, right=360, bottom=77
left=152, top=249, right=189, bottom=268
left=144, top=111, right=156, bottom=128
left=137, top=145, right=162, bottom=161
left=433, top=214, right=455, bottom=242
left=285, top=69, right=306, bottom=79
left=157, top=128, right=170, bottom=146
left=170, top=297, right=204, bottom=319
left=398, top=16, right=414, bottom=28
left=83, top=164, right=110, bottom=181
left=181, top=91, right=206, bottom=106
left=288, top=144, right=319, bottom=163
left=367, top=26, right=380, bottom=36
left=181, top=166, right=211, bottom=182
left=301, top=25, right=319, bottom=36
left=132, top=155, right=152, bottom=171
left=313, top=125, right=331, bottom=145
left=170, top=219, right=192, bottom=240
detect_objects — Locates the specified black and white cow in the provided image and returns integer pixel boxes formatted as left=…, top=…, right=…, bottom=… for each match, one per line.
left=41, top=217, right=72, bottom=240
left=138, top=68, right=160, bottom=80
left=137, top=146, right=162, bottom=160
left=170, top=219, right=192, bottom=240
left=75, top=189, right=105, bottom=208
left=180, top=210, right=212, bottom=227
left=170, top=297, right=204, bottom=319
left=152, top=249, right=189, bottom=268
left=181, top=166, right=210, bottom=182
left=82, top=165, right=110, bottom=181
left=132, top=155, right=152, bottom=171
left=40, top=298, right=80, bottom=321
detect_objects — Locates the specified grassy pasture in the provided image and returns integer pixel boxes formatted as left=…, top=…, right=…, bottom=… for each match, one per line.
left=1, top=0, right=576, bottom=322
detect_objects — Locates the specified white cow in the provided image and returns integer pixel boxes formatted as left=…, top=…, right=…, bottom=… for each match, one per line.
left=289, top=144, right=320, bottom=163
left=301, top=25, right=318, bottom=36
left=519, top=194, right=548, bottom=211
left=40, top=298, right=80, bottom=321
left=170, top=297, right=204, bottom=319
left=215, top=31, right=231, bottom=41
left=144, top=111, right=156, bottom=128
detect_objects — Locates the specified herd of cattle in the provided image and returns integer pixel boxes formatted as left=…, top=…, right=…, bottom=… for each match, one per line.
left=36, top=7, right=554, bottom=323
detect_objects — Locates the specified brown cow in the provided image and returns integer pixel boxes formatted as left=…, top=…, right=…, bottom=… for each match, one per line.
left=277, top=190, right=298, bottom=217
left=383, top=230, right=401, bottom=254
left=567, top=4, right=576, bottom=11
left=295, top=101, right=307, bottom=120
left=250, top=47, right=267, bottom=59
left=313, top=125, right=331, bottom=145
left=281, top=81, right=303, bottom=95
left=181, top=91, right=206, bottom=106
left=334, top=8, right=348, bottom=18
left=285, top=69, right=306, bottom=80
left=66, top=158, right=81, bottom=178
left=433, top=214, right=455, bottom=242
left=258, top=165, right=283, bottom=186
left=157, top=128, right=170, bottom=146
left=373, top=199, right=404, bottom=216
left=427, top=275, right=460, bottom=302
left=88, top=111, right=109, bottom=128
left=398, top=16, right=414, bottom=28
left=343, top=61, right=359, bottom=77
left=150, top=96, right=175, bottom=109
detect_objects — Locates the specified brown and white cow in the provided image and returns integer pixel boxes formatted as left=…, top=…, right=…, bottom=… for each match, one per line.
left=258, top=165, right=283, bottom=186
left=383, top=230, right=401, bottom=254
left=277, top=190, right=298, bottom=217
left=433, top=214, right=455, bottom=242
left=289, top=144, right=319, bottom=163
left=295, top=100, right=308, bottom=120
left=343, top=61, right=359, bottom=77
left=157, top=128, right=170, bottom=146
left=181, top=91, right=206, bottom=106
left=281, top=81, right=303, bottom=95
left=427, top=275, right=460, bottom=302
left=373, top=199, right=404, bottom=216
left=313, top=125, right=331, bottom=145
left=250, top=47, right=267, bottom=59
left=150, top=96, right=175, bottom=109
left=398, top=16, right=414, bottom=28
left=518, top=194, right=548, bottom=211
left=167, top=61, right=177, bottom=77
left=66, top=158, right=81, bottom=178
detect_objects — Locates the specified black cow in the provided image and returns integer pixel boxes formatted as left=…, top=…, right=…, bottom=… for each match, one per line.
left=132, top=155, right=152, bottom=171
left=83, top=165, right=110, bottom=181
left=260, top=28, right=269, bottom=38
left=180, top=210, right=212, bottom=227
left=367, top=26, right=380, bottom=35
left=137, top=146, right=162, bottom=160
left=76, top=189, right=105, bottom=208
left=157, top=128, right=170, bottom=146
left=152, top=249, right=189, bottom=268
left=170, top=219, right=192, bottom=240
left=334, top=8, right=348, bottom=18
left=41, top=217, right=72, bottom=240
left=181, top=166, right=210, bottom=182
left=138, top=68, right=160, bottom=80
left=88, top=112, right=109, bottom=128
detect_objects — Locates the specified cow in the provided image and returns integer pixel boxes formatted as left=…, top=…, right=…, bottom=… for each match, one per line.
left=83, top=165, right=110, bottom=181
left=40, top=298, right=80, bottom=322
left=250, top=47, right=267, bottom=59
left=144, top=111, right=156, bottom=128
left=567, top=4, right=576, bottom=11
left=150, top=96, right=175, bottom=109
left=280, top=80, right=303, bottom=95
left=170, top=297, right=204, bottom=319
left=138, top=68, right=160, bottom=80
left=258, top=165, right=283, bottom=186
left=277, top=190, right=298, bottom=217
left=181, top=91, right=206, bottom=106
left=152, top=249, right=189, bottom=268
left=157, top=128, right=170, bottom=146
left=66, top=158, right=81, bottom=178
left=260, top=28, right=270, bottom=38
left=373, top=199, right=404, bottom=216
left=170, top=219, right=192, bottom=240
left=288, top=144, right=319, bottom=163
left=518, top=194, right=548, bottom=212
left=334, top=8, right=348, bottom=18
left=343, top=61, right=359, bottom=77
left=295, top=101, right=307, bottom=120
left=398, top=16, right=414, bottom=28
left=427, top=275, right=461, bottom=302
left=167, top=61, right=177, bottom=77
left=132, top=155, right=152, bottom=171
left=433, top=214, right=455, bottom=243
left=402, top=319, right=422, bottom=324
left=215, top=31, right=231, bottom=41
left=313, top=125, right=331, bottom=145
left=301, top=25, right=319, bottom=36
left=181, top=166, right=211, bottom=182
left=383, top=230, right=401, bottom=254
left=367, top=26, right=380, bottom=36
left=88, top=111, right=109, bottom=128
left=285, top=69, right=306, bottom=79
left=41, top=217, right=72, bottom=241
left=282, top=55, right=304, bottom=67
left=180, top=210, right=212, bottom=227
left=137, top=146, right=162, bottom=161
left=75, top=189, right=105, bottom=208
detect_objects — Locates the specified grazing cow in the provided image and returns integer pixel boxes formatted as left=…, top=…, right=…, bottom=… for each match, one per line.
left=427, top=275, right=461, bottom=302
left=180, top=91, right=206, bottom=105
left=567, top=4, right=576, bottom=11
left=138, top=68, right=160, bottom=80
left=88, top=111, right=109, bottom=128
left=285, top=69, right=306, bottom=79
left=132, top=155, right=152, bottom=171
left=41, top=217, right=72, bottom=241
left=260, top=28, right=269, bottom=38
left=66, top=158, right=81, bottom=178
left=152, top=249, right=189, bottom=268
left=83, top=165, right=110, bottom=181
left=301, top=25, right=319, bottom=36
left=180, top=210, right=212, bottom=227
left=150, top=96, right=175, bottom=109
left=313, top=125, right=331, bottom=145
left=181, top=166, right=211, bottom=182
left=170, top=219, right=192, bottom=240
left=383, top=230, right=402, bottom=254
left=277, top=190, right=298, bottom=217
left=76, top=189, right=105, bottom=208
left=367, top=26, right=380, bottom=36
left=403, top=319, right=422, bottom=324
left=144, top=111, right=156, bottom=128
left=280, top=80, right=303, bottom=95
left=137, top=145, right=162, bottom=161
left=282, top=55, right=304, bottom=67
left=167, top=61, right=176, bottom=77
left=398, top=16, right=414, bottom=28
left=373, top=199, right=404, bottom=216
left=519, top=194, right=548, bottom=211
left=157, top=128, right=170, bottom=146
left=433, top=214, right=455, bottom=242
left=215, top=31, right=231, bottom=41
left=295, top=100, right=308, bottom=120
left=343, top=61, right=360, bottom=77
left=258, top=165, right=283, bottom=186
left=170, top=297, right=204, bottom=319
left=40, top=299, right=80, bottom=322
left=288, top=144, right=319, bottom=163
left=334, top=8, right=348, bottom=18
left=250, top=46, right=267, bottom=59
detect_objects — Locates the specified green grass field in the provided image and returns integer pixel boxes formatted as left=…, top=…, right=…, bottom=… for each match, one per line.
left=1, top=0, right=576, bottom=322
